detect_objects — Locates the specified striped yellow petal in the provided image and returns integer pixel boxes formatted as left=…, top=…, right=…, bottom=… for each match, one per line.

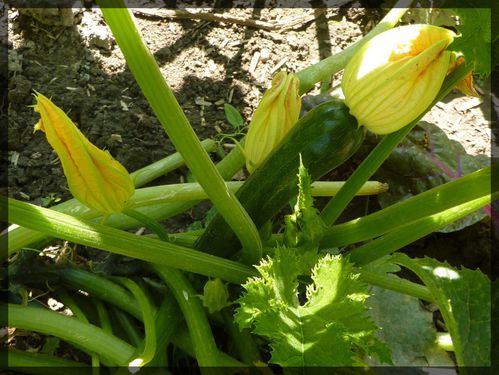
left=245, top=71, right=301, bottom=173
left=33, top=92, right=134, bottom=214
left=342, top=24, right=456, bottom=135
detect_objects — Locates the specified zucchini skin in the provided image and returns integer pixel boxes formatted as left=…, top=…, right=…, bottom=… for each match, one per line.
left=195, top=99, right=365, bottom=259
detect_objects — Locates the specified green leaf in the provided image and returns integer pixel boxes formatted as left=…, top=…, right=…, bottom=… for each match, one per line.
left=391, top=254, right=490, bottom=366
left=447, top=7, right=491, bottom=76
left=284, top=158, right=326, bottom=253
left=375, top=121, right=489, bottom=232
left=223, top=103, right=244, bottom=129
left=235, top=249, right=391, bottom=366
left=366, top=285, right=453, bottom=366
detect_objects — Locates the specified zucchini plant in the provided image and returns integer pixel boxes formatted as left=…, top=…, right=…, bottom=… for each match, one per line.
left=3, top=2, right=494, bottom=372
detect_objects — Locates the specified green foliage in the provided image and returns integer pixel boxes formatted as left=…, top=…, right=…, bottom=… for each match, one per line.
left=236, top=164, right=391, bottom=366
left=367, top=286, right=453, bottom=366
left=223, top=103, right=244, bottom=129
left=284, top=157, right=327, bottom=252
left=391, top=254, right=491, bottom=366
left=235, top=249, right=391, bottom=366
left=447, top=7, right=491, bottom=76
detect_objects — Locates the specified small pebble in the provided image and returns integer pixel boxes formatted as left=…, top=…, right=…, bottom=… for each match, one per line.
left=260, top=48, right=270, bottom=62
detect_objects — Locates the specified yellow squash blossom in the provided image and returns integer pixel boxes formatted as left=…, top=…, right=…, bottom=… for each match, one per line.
left=33, top=92, right=134, bottom=215
left=342, top=24, right=461, bottom=135
left=244, top=71, right=301, bottom=173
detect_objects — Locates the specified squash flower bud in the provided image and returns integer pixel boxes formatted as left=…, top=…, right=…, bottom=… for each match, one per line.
left=33, top=92, right=134, bottom=215
left=245, top=71, right=301, bottom=173
left=447, top=53, right=478, bottom=97
left=342, top=24, right=456, bottom=135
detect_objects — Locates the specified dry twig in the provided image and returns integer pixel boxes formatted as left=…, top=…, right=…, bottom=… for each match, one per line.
left=133, top=9, right=327, bottom=31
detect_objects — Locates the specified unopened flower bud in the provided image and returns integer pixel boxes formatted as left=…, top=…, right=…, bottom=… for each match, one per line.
left=33, top=92, right=134, bottom=215
left=245, top=71, right=301, bottom=173
left=447, top=53, right=478, bottom=97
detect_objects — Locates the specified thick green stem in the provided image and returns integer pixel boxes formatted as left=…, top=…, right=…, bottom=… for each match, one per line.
left=320, top=64, right=472, bottom=226
left=131, top=139, right=216, bottom=187
left=153, top=294, right=181, bottom=355
left=359, top=270, right=434, bottom=302
left=127, top=180, right=387, bottom=208
left=152, top=265, right=244, bottom=367
left=8, top=348, right=88, bottom=370
left=4, top=197, right=256, bottom=284
left=95, top=300, right=113, bottom=334
left=113, top=307, right=143, bottom=347
left=98, top=2, right=262, bottom=264
left=114, top=278, right=156, bottom=367
left=320, top=166, right=493, bottom=248
left=123, top=208, right=170, bottom=241
left=56, top=290, right=101, bottom=367
left=350, top=194, right=495, bottom=266
left=54, top=268, right=142, bottom=320
left=296, top=2, right=412, bottom=94
left=7, top=303, right=135, bottom=366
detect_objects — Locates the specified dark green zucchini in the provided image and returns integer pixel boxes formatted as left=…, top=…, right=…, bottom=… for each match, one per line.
left=195, top=99, right=365, bottom=259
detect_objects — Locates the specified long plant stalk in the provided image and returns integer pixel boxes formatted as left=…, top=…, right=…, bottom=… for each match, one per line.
left=350, top=194, right=495, bottom=265
left=8, top=348, right=88, bottom=370
left=359, top=270, right=434, bottom=302
left=3, top=197, right=256, bottom=284
left=131, top=138, right=216, bottom=187
left=320, top=63, right=472, bottom=226
left=7, top=303, right=136, bottom=366
left=4, top=200, right=438, bottom=304
left=320, top=165, right=493, bottom=248
left=54, top=268, right=142, bottom=320
left=113, top=307, right=143, bottom=347
left=153, top=265, right=244, bottom=367
left=127, top=180, right=387, bottom=208
left=56, top=290, right=101, bottom=367
left=98, top=2, right=262, bottom=264
left=296, top=0, right=412, bottom=94
left=114, top=278, right=157, bottom=367
left=153, top=294, right=181, bottom=358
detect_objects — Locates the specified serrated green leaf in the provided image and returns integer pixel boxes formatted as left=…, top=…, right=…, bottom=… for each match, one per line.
left=447, top=7, right=491, bottom=76
left=235, top=249, right=391, bottom=366
left=367, top=285, right=454, bottom=366
left=223, top=103, right=244, bottom=129
left=284, top=158, right=326, bottom=252
left=391, top=254, right=490, bottom=366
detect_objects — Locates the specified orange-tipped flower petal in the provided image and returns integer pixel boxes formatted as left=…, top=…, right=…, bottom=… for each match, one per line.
left=342, top=24, right=456, bottom=135
left=244, top=71, right=301, bottom=173
left=33, top=92, right=134, bottom=215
